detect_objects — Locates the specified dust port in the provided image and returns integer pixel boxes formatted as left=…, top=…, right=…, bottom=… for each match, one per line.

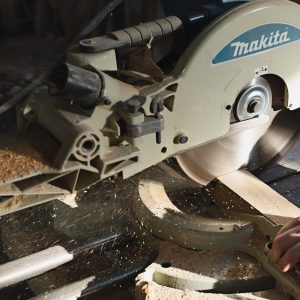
left=48, top=62, right=102, bottom=108
left=161, top=262, right=171, bottom=268
left=48, top=63, right=68, bottom=96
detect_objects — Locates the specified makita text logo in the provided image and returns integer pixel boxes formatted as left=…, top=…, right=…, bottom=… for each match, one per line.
left=231, top=31, right=290, bottom=58
left=212, top=24, right=300, bottom=65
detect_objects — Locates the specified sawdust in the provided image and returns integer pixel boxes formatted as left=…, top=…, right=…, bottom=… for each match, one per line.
left=0, top=195, right=31, bottom=210
left=0, top=146, right=47, bottom=181
left=225, top=262, right=261, bottom=280
left=0, top=128, right=58, bottom=182
left=156, top=241, right=268, bottom=281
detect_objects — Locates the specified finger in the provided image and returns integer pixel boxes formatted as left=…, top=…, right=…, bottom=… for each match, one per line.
left=277, top=217, right=300, bottom=236
left=271, top=225, right=300, bottom=264
left=277, top=242, right=300, bottom=272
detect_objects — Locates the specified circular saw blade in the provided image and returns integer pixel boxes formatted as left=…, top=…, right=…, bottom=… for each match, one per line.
left=176, top=109, right=300, bottom=186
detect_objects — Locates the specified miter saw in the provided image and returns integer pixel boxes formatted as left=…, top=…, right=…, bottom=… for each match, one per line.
left=1, top=0, right=300, bottom=297
left=1, top=0, right=300, bottom=211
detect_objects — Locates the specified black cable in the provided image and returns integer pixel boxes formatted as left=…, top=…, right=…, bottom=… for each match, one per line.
left=0, top=0, right=124, bottom=115
left=75, top=0, right=125, bottom=42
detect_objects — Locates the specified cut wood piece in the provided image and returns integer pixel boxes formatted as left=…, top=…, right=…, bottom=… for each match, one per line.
left=136, top=281, right=280, bottom=300
left=213, top=169, right=300, bottom=225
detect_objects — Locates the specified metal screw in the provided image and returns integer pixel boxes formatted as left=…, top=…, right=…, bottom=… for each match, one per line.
left=127, top=98, right=142, bottom=114
left=103, top=99, right=112, bottom=106
left=179, top=135, right=188, bottom=144
left=150, top=97, right=164, bottom=144
left=80, top=39, right=95, bottom=46
left=247, top=97, right=263, bottom=113
left=174, top=135, right=188, bottom=144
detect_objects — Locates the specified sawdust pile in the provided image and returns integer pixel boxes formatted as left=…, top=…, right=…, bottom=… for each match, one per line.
left=0, top=131, right=55, bottom=182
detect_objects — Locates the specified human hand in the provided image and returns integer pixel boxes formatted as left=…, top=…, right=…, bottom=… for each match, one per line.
left=271, top=217, right=300, bottom=272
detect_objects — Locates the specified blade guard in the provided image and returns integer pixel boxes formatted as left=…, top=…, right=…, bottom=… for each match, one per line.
left=173, top=0, right=300, bottom=150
